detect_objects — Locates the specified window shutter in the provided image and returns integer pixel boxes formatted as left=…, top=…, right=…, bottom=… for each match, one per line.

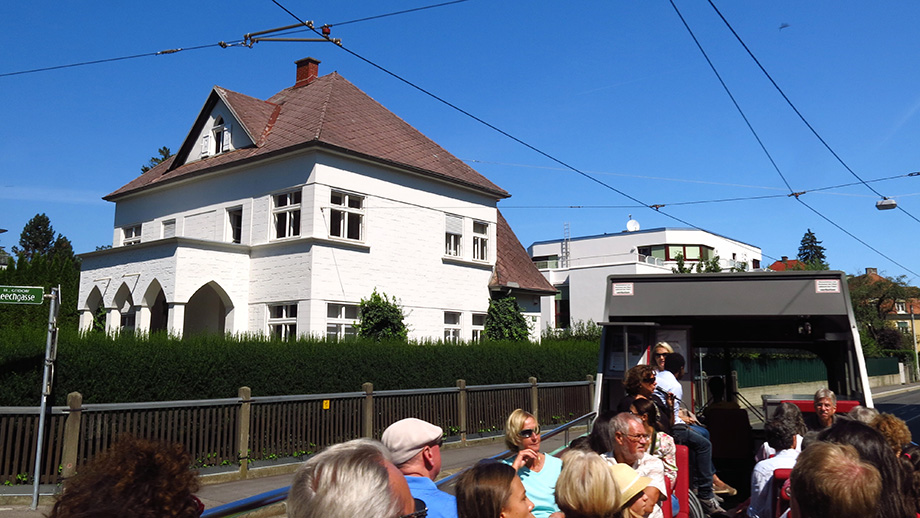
left=445, top=214, right=463, bottom=234
left=222, top=124, right=231, bottom=152
left=201, top=134, right=210, bottom=156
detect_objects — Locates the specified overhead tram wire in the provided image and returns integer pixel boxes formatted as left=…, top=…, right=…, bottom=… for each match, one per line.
left=267, top=0, right=758, bottom=243
left=0, top=1, right=470, bottom=78
left=704, top=0, right=920, bottom=226
left=668, top=0, right=918, bottom=278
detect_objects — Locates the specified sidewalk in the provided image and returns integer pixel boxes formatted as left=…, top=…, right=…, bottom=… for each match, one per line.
left=2, top=383, right=917, bottom=517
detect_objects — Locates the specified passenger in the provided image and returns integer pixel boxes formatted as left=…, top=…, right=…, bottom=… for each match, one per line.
left=804, top=388, right=838, bottom=431
left=555, top=449, right=622, bottom=518
left=47, top=434, right=201, bottom=518
left=653, top=353, right=732, bottom=505
left=755, top=402, right=805, bottom=462
left=620, top=365, right=671, bottom=433
left=455, top=460, right=535, bottom=518
left=503, top=409, right=563, bottom=518
left=652, top=342, right=674, bottom=373
left=605, top=412, right=672, bottom=518
left=382, top=417, right=457, bottom=518
left=788, top=442, right=881, bottom=518
left=747, top=418, right=799, bottom=518
left=846, top=405, right=878, bottom=425
left=288, top=438, right=417, bottom=518
left=870, top=413, right=912, bottom=458
left=900, top=443, right=920, bottom=515
left=610, top=463, right=655, bottom=518
left=703, top=376, right=740, bottom=411
left=817, top=419, right=914, bottom=518
left=630, top=398, right=677, bottom=488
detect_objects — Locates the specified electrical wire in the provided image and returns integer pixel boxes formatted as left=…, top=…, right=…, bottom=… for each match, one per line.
left=668, top=0, right=918, bottom=277
left=704, top=0, right=920, bottom=226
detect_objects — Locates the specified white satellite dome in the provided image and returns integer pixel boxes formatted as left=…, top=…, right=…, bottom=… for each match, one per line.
left=626, top=215, right=640, bottom=232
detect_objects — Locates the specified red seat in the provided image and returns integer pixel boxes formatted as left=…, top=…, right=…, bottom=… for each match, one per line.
left=772, top=468, right=792, bottom=518
left=781, top=399, right=860, bottom=417
left=674, top=445, right=690, bottom=518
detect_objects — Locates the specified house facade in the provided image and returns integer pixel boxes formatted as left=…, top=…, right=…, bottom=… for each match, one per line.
left=528, top=221, right=762, bottom=328
left=77, top=58, right=554, bottom=341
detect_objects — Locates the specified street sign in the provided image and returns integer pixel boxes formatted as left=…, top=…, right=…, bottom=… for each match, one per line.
left=0, top=285, right=45, bottom=305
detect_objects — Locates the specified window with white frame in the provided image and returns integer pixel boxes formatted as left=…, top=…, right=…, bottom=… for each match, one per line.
left=444, top=311, right=461, bottom=342
left=473, top=221, right=488, bottom=261
left=273, top=190, right=302, bottom=239
left=227, top=207, right=243, bottom=244
left=472, top=313, right=486, bottom=341
left=212, top=117, right=231, bottom=155
left=327, top=303, right=359, bottom=339
left=898, top=321, right=910, bottom=335
left=123, top=225, right=142, bottom=246
left=329, top=191, right=364, bottom=241
left=162, top=220, right=176, bottom=239
left=445, top=214, right=462, bottom=257
left=896, top=301, right=907, bottom=314
left=268, top=303, right=297, bottom=340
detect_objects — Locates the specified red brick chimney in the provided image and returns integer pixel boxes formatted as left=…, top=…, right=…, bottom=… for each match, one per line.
left=295, top=57, right=321, bottom=87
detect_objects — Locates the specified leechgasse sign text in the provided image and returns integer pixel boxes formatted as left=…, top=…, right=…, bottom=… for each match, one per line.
left=0, top=286, right=45, bottom=305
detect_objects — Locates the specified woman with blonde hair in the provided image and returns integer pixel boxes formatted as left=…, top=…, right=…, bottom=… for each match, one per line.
left=555, top=449, right=621, bottom=518
left=503, top=409, right=563, bottom=518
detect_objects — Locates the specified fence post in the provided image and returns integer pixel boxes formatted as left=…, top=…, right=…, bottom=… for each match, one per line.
left=457, top=379, right=468, bottom=444
left=363, top=382, right=375, bottom=438
left=238, top=387, right=252, bottom=478
left=60, top=392, right=83, bottom=479
left=586, top=374, right=594, bottom=411
left=529, top=377, right=539, bottom=422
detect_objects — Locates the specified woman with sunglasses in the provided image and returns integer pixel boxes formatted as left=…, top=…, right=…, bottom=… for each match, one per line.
left=456, top=461, right=535, bottom=518
left=619, top=365, right=672, bottom=434
left=503, top=409, right=563, bottom=518
left=651, top=342, right=673, bottom=373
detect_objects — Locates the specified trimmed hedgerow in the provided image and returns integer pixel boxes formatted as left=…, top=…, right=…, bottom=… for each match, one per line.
left=0, top=328, right=598, bottom=406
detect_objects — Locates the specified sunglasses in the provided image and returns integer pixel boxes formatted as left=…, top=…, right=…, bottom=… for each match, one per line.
left=653, top=352, right=668, bottom=358
left=518, top=427, right=541, bottom=438
left=399, top=498, right=428, bottom=518
left=642, top=377, right=656, bottom=383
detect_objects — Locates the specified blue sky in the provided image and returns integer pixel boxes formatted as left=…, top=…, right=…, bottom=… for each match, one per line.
left=2, top=1, right=920, bottom=279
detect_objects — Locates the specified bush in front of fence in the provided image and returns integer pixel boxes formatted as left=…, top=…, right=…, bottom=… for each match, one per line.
left=0, top=328, right=599, bottom=405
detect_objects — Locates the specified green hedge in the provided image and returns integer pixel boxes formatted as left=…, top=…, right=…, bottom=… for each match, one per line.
left=0, top=328, right=598, bottom=406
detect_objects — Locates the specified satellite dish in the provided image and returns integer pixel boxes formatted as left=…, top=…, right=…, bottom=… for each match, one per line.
left=626, top=215, right=640, bottom=232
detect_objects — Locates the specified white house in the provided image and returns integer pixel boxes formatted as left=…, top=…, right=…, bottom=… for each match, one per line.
left=77, top=57, right=554, bottom=341
left=528, top=219, right=761, bottom=328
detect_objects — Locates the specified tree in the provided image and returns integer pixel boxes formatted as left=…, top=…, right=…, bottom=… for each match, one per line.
left=848, top=272, right=919, bottom=354
left=484, top=296, right=530, bottom=341
left=797, top=229, right=828, bottom=270
left=12, top=213, right=55, bottom=260
left=671, top=252, right=723, bottom=274
left=140, top=146, right=173, bottom=173
left=357, top=290, right=408, bottom=341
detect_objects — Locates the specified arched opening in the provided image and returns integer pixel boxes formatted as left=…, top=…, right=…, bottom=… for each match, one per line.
left=113, top=283, right=136, bottom=333
left=184, top=281, right=233, bottom=336
left=83, top=286, right=105, bottom=333
left=143, top=279, right=169, bottom=333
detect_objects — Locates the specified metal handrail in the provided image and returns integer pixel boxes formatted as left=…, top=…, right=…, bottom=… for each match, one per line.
left=199, top=411, right=596, bottom=518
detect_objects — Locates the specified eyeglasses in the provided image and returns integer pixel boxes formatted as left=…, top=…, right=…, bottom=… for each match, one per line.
left=428, top=437, right=444, bottom=448
left=621, top=432, right=651, bottom=443
left=518, top=427, right=541, bottom=438
left=653, top=353, right=668, bottom=358
left=642, top=377, right=656, bottom=383
left=399, top=498, right=428, bottom=518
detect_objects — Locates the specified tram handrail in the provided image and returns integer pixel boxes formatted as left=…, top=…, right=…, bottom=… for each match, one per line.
left=199, top=411, right=595, bottom=517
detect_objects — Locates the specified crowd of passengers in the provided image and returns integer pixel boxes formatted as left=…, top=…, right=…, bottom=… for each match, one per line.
left=44, top=345, right=920, bottom=518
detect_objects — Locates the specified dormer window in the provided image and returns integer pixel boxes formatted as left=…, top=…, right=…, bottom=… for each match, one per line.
left=201, top=116, right=231, bottom=157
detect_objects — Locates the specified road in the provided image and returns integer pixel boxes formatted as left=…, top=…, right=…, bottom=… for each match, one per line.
left=874, top=388, right=920, bottom=439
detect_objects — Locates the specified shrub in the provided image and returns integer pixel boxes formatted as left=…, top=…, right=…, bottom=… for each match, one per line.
left=357, top=290, right=408, bottom=341
left=484, top=296, right=529, bottom=341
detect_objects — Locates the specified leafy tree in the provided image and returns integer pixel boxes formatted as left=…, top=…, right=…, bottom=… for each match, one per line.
left=140, top=146, right=173, bottom=173
left=848, top=272, right=919, bottom=354
left=671, top=252, right=722, bottom=274
left=671, top=252, right=693, bottom=274
left=357, top=290, right=408, bottom=341
left=484, top=296, right=530, bottom=341
left=797, top=229, right=828, bottom=269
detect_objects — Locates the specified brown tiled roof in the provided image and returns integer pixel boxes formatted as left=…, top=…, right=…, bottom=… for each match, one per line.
left=768, top=259, right=805, bottom=271
left=106, top=72, right=508, bottom=200
left=490, top=211, right=556, bottom=295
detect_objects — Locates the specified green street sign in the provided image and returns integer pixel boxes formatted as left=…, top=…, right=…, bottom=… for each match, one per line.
left=0, top=286, right=45, bottom=305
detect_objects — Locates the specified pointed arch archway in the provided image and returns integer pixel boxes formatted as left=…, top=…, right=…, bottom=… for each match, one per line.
left=112, top=283, right=136, bottom=333
left=79, top=286, right=105, bottom=333
left=142, top=279, right=169, bottom=333
left=184, top=281, right=234, bottom=336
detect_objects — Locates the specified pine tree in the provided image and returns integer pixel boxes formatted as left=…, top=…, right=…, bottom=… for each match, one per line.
left=12, top=213, right=55, bottom=261
left=797, top=229, right=828, bottom=269
left=140, top=146, right=173, bottom=173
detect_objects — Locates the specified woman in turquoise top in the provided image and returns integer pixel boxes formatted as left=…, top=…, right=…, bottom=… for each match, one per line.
left=502, top=409, right=563, bottom=518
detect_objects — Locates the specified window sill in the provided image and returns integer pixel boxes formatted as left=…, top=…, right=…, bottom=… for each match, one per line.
left=442, top=256, right=493, bottom=269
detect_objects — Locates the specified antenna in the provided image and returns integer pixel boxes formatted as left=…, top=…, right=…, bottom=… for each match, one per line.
left=561, top=223, right=571, bottom=269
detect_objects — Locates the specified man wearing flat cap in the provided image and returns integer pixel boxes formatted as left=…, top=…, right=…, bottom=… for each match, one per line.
left=382, top=417, right=457, bottom=518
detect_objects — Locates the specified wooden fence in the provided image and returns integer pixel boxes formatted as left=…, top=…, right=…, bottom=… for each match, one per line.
left=0, top=376, right=594, bottom=485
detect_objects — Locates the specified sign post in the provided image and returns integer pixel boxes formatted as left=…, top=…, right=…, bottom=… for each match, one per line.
left=0, top=285, right=58, bottom=509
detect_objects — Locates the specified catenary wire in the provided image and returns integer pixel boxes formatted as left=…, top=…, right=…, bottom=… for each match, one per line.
left=668, top=0, right=918, bottom=277
left=704, top=0, right=920, bottom=226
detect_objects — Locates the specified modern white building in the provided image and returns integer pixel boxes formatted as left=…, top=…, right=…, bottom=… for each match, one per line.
left=528, top=220, right=761, bottom=329
left=77, top=57, right=554, bottom=341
